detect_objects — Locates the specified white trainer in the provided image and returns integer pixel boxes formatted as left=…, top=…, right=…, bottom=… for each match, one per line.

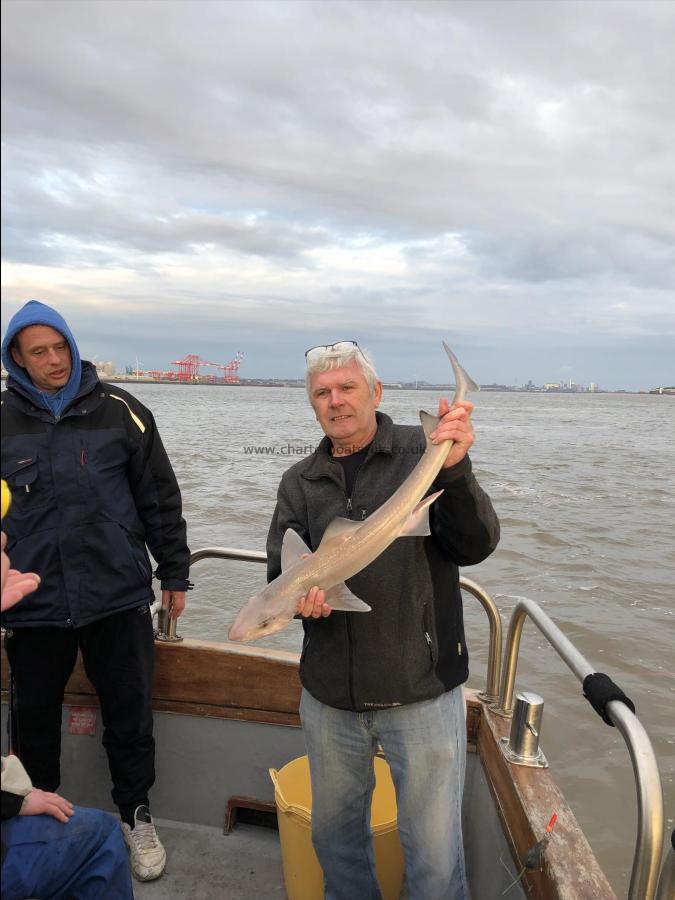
left=121, top=805, right=166, bottom=881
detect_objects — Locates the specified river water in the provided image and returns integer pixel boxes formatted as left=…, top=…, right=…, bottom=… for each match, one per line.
left=129, top=382, right=673, bottom=895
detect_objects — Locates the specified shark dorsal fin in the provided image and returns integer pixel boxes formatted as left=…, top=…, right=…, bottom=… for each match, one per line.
left=319, top=516, right=362, bottom=548
left=281, top=529, right=312, bottom=573
left=419, top=410, right=440, bottom=447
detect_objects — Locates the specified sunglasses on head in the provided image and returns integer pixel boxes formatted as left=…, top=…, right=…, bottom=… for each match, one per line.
left=305, top=341, right=364, bottom=362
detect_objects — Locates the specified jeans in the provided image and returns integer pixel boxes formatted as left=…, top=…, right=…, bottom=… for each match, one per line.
left=300, top=686, right=469, bottom=900
left=1, top=805, right=134, bottom=899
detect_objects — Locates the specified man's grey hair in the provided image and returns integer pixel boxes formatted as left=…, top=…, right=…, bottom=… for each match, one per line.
left=305, top=344, right=379, bottom=395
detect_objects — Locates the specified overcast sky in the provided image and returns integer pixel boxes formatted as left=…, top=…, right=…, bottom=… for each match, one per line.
left=2, top=0, right=674, bottom=390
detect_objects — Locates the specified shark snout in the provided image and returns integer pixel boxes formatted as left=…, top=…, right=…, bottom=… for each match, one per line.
left=228, top=603, right=255, bottom=642
left=228, top=592, right=279, bottom=643
left=228, top=621, right=247, bottom=642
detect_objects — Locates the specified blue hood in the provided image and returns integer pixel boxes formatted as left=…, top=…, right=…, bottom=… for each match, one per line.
left=1, top=300, right=83, bottom=416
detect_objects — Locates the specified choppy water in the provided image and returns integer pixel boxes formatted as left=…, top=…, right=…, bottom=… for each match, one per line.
left=130, top=383, right=673, bottom=894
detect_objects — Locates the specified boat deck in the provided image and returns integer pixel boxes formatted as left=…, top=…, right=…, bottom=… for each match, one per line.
left=133, top=774, right=517, bottom=900
left=133, top=817, right=415, bottom=899
left=134, top=818, right=287, bottom=900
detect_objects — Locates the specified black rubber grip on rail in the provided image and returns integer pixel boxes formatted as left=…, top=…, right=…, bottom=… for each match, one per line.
left=582, top=672, right=635, bottom=726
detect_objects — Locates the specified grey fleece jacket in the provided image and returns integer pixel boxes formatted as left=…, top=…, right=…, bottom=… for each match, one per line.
left=266, top=412, right=500, bottom=712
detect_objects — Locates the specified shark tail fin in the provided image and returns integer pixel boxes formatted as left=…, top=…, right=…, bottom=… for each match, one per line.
left=442, top=341, right=479, bottom=400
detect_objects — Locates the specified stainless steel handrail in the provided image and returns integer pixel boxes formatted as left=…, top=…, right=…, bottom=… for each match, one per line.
left=190, top=547, right=267, bottom=565
left=458, top=576, right=502, bottom=702
left=495, top=596, right=665, bottom=900
left=184, top=547, right=503, bottom=703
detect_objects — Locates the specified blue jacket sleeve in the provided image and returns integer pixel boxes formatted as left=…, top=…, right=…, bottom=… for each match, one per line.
left=127, top=405, right=190, bottom=590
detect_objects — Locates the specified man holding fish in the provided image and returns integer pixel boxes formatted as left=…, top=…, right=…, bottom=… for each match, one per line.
left=263, top=340, right=499, bottom=900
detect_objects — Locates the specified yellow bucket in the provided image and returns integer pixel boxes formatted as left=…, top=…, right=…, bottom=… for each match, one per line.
left=269, top=755, right=404, bottom=900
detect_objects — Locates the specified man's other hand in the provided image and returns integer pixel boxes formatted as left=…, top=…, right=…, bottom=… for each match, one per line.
left=297, top=585, right=332, bottom=619
left=161, top=590, right=186, bottom=620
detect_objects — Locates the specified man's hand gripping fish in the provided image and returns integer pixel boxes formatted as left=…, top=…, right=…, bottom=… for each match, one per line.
left=228, top=342, right=478, bottom=642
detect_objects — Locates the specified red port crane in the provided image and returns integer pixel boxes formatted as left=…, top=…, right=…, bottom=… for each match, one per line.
left=214, top=351, right=245, bottom=384
left=171, top=353, right=244, bottom=383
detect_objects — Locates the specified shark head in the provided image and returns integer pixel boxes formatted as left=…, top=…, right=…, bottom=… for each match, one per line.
left=228, top=583, right=295, bottom=642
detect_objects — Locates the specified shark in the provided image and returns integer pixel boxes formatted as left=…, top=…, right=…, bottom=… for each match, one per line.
left=228, top=342, right=479, bottom=642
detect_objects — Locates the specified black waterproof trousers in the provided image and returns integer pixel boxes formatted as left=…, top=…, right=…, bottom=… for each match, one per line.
left=5, top=604, right=155, bottom=823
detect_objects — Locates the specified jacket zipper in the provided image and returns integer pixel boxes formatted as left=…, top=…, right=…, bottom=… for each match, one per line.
left=423, top=602, right=437, bottom=663
left=327, top=451, right=371, bottom=709
left=425, top=630, right=435, bottom=663
left=345, top=489, right=356, bottom=708
left=301, top=632, right=311, bottom=663
left=344, top=458, right=370, bottom=710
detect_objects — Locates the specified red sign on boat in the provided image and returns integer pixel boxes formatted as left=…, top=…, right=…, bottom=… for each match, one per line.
left=68, top=707, right=97, bottom=736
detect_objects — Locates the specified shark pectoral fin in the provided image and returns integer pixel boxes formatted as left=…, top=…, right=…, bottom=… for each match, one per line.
left=325, top=582, right=371, bottom=612
left=281, top=529, right=313, bottom=573
left=397, top=490, right=445, bottom=537
left=319, top=516, right=362, bottom=548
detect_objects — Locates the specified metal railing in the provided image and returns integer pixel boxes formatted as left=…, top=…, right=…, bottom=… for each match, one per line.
left=494, top=596, right=665, bottom=900
left=171, top=547, right=504, bottom=703
left=458, top=576, right=502, bottom=702
left=190, top=547, right=267, bottom=566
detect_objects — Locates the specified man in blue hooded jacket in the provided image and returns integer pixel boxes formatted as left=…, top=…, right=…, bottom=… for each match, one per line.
left=1, top=300, right=191, bottom=881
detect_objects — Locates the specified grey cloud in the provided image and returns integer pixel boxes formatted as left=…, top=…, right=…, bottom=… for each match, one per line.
left=3, top=158, right=331, bottom=263
left=466, top=228, right=675, bottom=289
left=2, top=0, right=674, bottom=390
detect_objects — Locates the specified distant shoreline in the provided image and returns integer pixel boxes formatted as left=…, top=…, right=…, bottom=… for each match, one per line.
left=1, top=375, right=671, bottom=395
left=98, top=378, right=675, bottom=395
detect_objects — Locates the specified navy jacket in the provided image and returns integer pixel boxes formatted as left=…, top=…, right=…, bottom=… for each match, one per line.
left=1, top=363, right=190, bottom=628
left=267, top=412, right=500, bottom=711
